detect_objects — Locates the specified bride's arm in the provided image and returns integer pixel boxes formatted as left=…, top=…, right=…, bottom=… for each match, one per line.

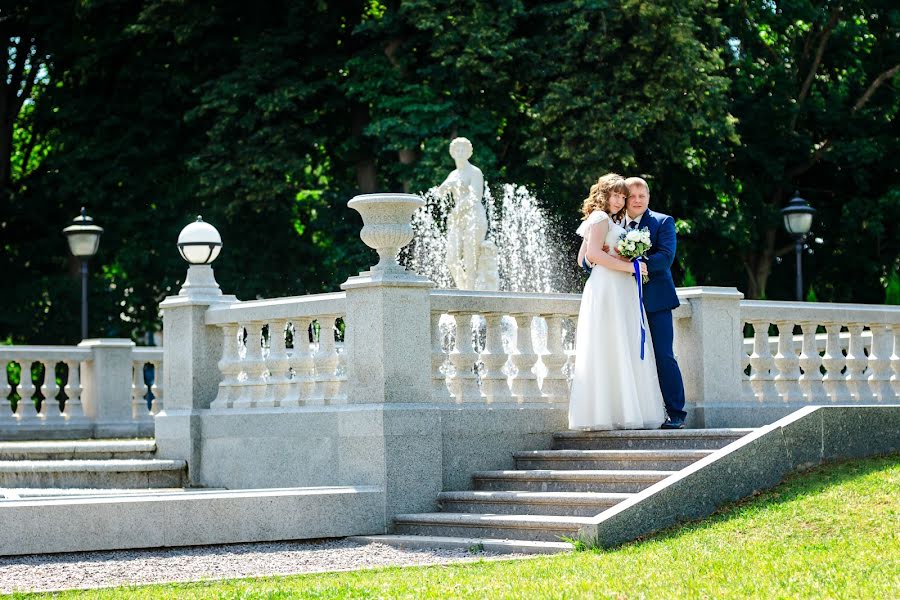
left=577, top=239, right=588, bottom=268
left=585, top=222, right=636, bottom=274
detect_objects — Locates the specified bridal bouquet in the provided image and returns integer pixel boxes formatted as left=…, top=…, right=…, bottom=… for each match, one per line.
left=616, top=227, right=651, bottom=283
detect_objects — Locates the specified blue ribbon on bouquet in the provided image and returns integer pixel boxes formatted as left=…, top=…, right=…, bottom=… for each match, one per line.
left=633, top=259, right=646, bottom=360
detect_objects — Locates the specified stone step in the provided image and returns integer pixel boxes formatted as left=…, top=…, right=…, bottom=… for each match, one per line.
left=513, top=449, right=714, bottom=471
left=437, top=490, right=631, bottom=517
left=2, top=485, right=382, bottom=556
left=0, top=487, right=205, bottom=501
left=393, top=512, right=592, bottom=543
left=0, top=459, right=187, bottom=489
left=349, top=534, right=573, bottom=555
left=0, top=439, right=157, bottom=460
left=473, top=469, right=671, bottom=493
left=553, top=428, right=755, bottom=450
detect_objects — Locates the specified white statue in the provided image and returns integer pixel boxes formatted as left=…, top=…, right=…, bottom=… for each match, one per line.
left=436, top=137, right=500, bottom=290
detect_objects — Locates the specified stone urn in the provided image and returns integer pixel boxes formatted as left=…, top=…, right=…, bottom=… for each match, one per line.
left=348, top=193, right=425, bottom=272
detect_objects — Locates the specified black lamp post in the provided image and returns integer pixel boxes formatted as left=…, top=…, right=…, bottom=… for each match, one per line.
left=781, top=193, right=816, bottom=301
left=63, top=208, right=104, bottom=339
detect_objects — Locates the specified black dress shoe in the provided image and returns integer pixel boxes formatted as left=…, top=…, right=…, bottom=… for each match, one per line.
left=660, top=418, right=685, bottom=430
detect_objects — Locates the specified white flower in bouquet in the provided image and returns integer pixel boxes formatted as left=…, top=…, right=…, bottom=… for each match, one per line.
left=616, top=226, right=652, bottom=283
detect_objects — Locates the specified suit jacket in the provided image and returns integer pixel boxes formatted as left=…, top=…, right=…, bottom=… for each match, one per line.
left=635, top=209, right=680, bottom=313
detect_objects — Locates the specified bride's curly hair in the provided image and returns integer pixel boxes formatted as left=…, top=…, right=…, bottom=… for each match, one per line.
left=581, top=173, right=628, bottom=222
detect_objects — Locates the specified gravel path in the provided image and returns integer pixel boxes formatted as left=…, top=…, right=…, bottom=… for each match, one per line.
left=0, top=539, right=529, bottom=594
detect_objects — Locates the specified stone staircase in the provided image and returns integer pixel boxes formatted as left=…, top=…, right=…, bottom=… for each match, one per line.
left=353, top=428, right=753, bottom=553
left=0, top=439, right=187, bottom=497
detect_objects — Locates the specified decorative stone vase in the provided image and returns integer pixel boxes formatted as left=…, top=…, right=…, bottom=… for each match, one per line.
left=348, top=193, right=425, bottom=272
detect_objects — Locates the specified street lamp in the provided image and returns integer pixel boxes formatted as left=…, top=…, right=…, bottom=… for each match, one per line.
left=781, top=193, right=816, bottom=301
left=63, top=208, right=103, bottom=339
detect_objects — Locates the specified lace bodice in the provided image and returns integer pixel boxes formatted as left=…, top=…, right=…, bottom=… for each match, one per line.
left=577, top=211, right=624, bottom=257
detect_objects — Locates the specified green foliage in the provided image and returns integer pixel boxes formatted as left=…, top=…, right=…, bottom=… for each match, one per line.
left=2, top=0, right=898, bottom=343
left=885, top=272, right=900, bottom=305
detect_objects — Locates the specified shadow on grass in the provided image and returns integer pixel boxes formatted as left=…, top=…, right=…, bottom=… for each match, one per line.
left=607, top=452, right=899, bottom=551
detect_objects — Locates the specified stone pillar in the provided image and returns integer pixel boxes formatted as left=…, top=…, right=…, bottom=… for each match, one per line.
left=674, top=287, right=744, bottom=427
left=155, top=263, right=236, bottom=484
left=78, top=338, right=137, bottom=437
left=342, top=193, right=439, bottom=521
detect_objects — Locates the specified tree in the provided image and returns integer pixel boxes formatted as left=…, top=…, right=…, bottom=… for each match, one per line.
left=709, top=0, right=900, bottom=299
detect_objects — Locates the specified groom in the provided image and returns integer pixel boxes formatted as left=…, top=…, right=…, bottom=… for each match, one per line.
left=624, top=177, right=687, bottom=429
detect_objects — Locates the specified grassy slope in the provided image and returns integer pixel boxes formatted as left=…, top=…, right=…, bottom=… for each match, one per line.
left=11, top=454, right=899, bottom=599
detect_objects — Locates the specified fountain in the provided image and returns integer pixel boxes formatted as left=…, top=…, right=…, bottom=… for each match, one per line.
left=401, top=138, right=575, bottom=293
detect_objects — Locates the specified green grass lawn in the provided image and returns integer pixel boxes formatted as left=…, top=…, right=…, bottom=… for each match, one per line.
left=11, top=454, right=899, bottom=599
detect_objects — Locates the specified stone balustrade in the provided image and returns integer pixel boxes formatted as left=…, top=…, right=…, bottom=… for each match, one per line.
left=741, top=300, right=900, bottom=407
left=0, top=340, right=159, bottom=439
left=204, top=293, right=347, bottom=409
left=428, top=290, right=693, bottom=405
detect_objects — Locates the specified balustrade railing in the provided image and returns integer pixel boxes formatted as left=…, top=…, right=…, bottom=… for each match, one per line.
left=741, top=301, right=900, bottom=405
left=205, top=293, right=348, bottom=409
left=428, top=291, right=692, bottom=405
left=0, top=342, right=161, bottom=436
left=0, top=346, right=90, bottom=425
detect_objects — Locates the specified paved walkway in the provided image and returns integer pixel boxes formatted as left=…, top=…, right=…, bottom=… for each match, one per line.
left=0, top=539, right=528, bottom=594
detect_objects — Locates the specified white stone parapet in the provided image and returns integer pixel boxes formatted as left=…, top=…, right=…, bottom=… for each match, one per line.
left=740, top=300, right=900, bottom=407
left=430, top=290, right=691, bottom=406
left=0, top=343, right=161, bottom=439
left=203, top=293, right=348, bottom=409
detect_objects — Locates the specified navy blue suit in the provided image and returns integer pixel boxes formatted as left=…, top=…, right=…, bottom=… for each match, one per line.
left=633, top=209, right=686, bottom=421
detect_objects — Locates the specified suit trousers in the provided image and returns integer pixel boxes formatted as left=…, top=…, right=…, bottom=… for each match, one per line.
left=646, top=308, right=687, bottom=420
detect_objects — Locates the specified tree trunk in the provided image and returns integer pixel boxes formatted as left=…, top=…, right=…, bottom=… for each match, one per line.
left=351, top=104, right=377, bottom=194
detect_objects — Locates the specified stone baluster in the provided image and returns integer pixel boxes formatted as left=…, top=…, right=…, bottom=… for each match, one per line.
left=564, top=317, right=577, bottom=380
left=844, top=324, right=872, bottom=402
left=797, top=321, right=827, bottom=403
left=62, top=360, right=85, bottom=421
left=478, top=312, right=511, bottom=403
left=866, top=324, right=894, bottom=403
left=261, top=319, right=290, bottom=407
left=891, top=325, right=900, bottom=399
left=772, top=320, right=803, bottom=403
left=234, top=322, right=266, bottom=408
left=14, top=361, right=38, bottom=421
left=430, top=312, right=453, bottom=402
left=150, top=360, right=164, bottom=415
left=131, top=361, right=149, bottom=420
left=448, top=313, right=482, bottom=402
left=747, top=320, right=777, bottom=402
left=39, top=360, right=62, bottom=421
left=541, top=315, right=569, bottom=404
left=821, top=323, right=849, bottom=402
left=510, top=314, right=544, bottom=403
left=331, top=328, right=348, bottom=404
left=740, top=326, right=755, bottom=403
left=287, top=318, right=316, bottom=405
left=314, top=316, right=341, bottom=404
left=211, top=324, right=242, bottom=409
left=0, top=360, right=12, bottom=418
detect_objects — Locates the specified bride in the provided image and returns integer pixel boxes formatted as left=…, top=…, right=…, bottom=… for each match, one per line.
left=569, top=173, right=667, bottom=430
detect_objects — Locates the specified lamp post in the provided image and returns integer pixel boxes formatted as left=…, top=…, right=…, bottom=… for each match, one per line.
left=63, top=207, right=104, bottom=339
left=781, top=193, right=816, bottom=302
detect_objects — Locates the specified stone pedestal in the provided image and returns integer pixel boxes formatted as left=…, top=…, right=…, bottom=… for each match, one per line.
left=78, top=338, right=138, bottom=437
left=341, top=269, right=438, bottom=518
left=155, top=266, right=235, bottom=484
left=674, top=287, right=745, bottom=427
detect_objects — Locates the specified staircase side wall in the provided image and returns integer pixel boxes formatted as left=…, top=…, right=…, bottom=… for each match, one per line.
left=583, top=405, right=900, bottom=547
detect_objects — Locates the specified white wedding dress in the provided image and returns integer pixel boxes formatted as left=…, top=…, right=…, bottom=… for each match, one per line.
left=568, top=210, right=667, bottom=430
